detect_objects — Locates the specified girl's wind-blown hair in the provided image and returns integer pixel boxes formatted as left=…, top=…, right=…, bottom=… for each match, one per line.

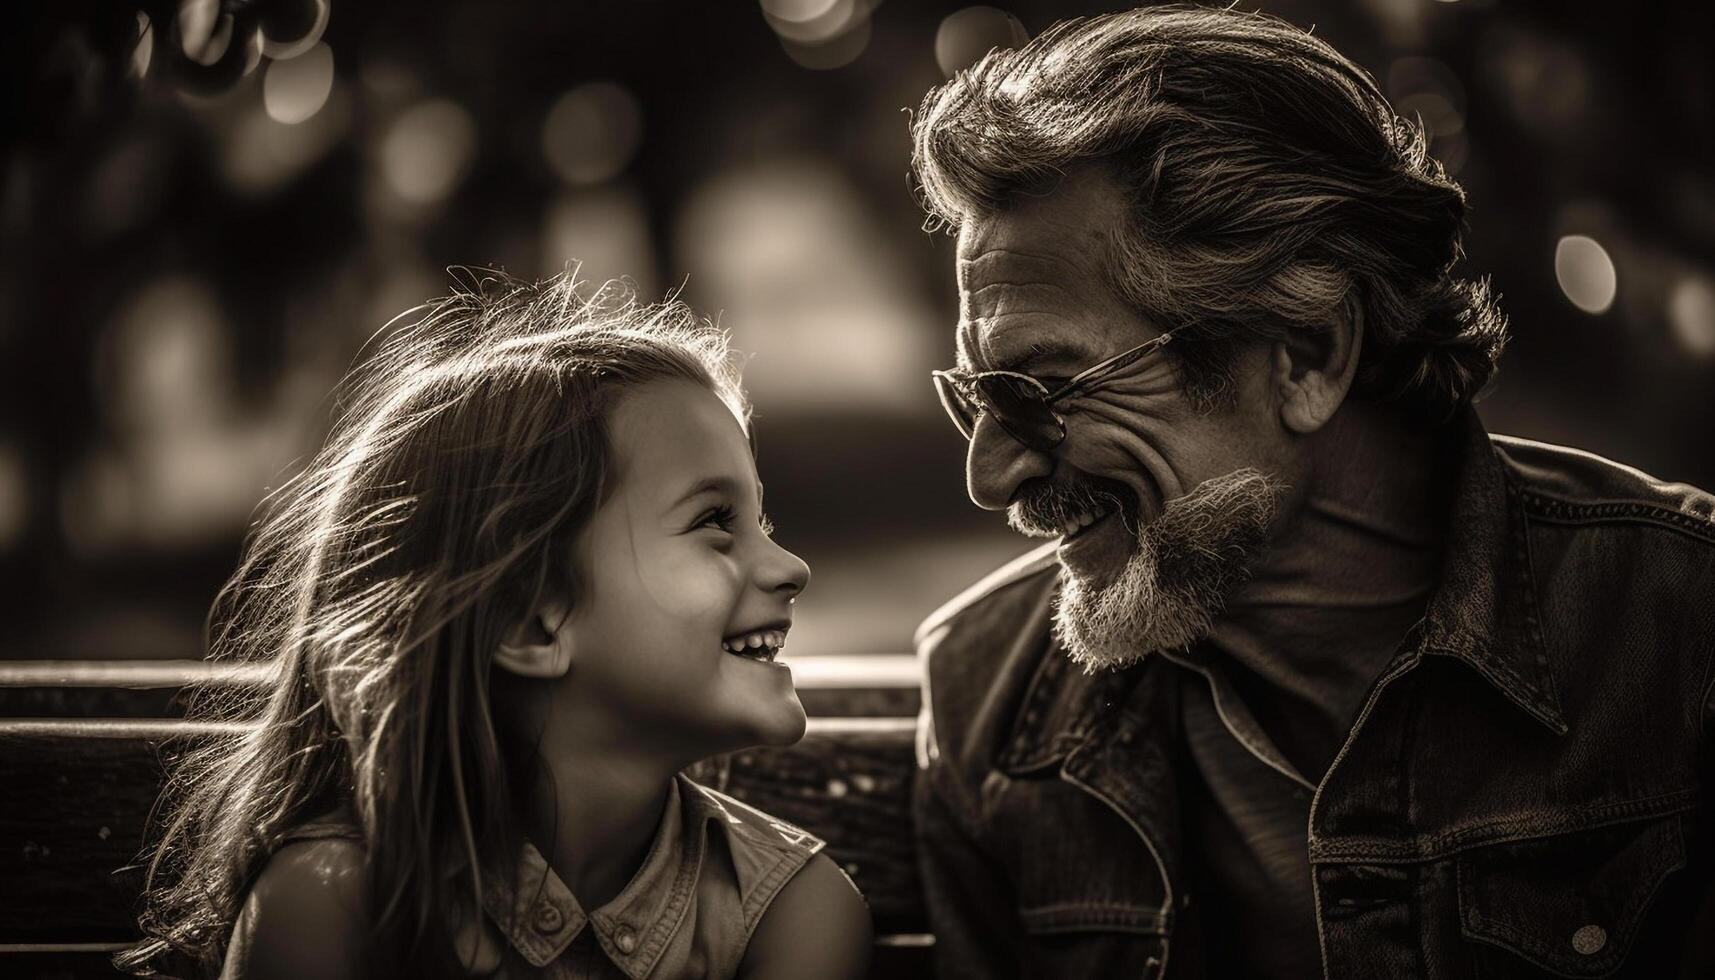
left=118, top=272, right=747, bottom=978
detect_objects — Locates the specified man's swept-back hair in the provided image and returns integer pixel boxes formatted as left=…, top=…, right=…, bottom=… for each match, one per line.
left=912, top=5, right=1507, bottom=417
left=119, top=271, right=746, bottom=978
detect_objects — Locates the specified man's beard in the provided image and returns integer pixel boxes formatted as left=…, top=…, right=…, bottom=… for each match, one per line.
left=1012, top=469, right=1286, bottom=671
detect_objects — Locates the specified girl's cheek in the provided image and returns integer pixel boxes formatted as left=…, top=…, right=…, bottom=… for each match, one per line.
left=634, top=542, right=741, bottom=621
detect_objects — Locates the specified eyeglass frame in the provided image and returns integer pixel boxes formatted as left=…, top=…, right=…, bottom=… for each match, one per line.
left=931, top=327, right=1179, bottom=451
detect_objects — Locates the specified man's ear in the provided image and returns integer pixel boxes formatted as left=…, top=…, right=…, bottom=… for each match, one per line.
left=493, top=601, right=575, bottom=679
left=1273, top=296, right=1363, bottom=435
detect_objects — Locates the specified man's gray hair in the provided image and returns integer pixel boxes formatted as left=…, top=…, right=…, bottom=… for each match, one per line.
left=912, top=5, right=1507, bottom=417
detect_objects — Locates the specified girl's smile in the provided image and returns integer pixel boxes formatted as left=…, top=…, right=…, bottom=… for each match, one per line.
left=550, top=377, right=812, bottom=754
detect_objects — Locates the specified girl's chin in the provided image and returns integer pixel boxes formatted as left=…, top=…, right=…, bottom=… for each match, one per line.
left=733, top=695, right=808, bottom=748
left=752, top=706, right=808, bottom=747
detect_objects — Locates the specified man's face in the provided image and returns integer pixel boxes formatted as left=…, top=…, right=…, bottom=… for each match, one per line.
left=954, top=171, right=1295, bottom=666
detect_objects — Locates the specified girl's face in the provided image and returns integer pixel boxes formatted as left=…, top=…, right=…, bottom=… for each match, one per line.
left=556, top=378, right=811, bottom=756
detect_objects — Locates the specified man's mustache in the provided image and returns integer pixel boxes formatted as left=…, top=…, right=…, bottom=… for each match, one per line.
left=1008, top=477, right=1137, bottom=538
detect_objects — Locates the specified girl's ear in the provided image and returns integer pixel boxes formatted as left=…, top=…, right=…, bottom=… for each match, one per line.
left=494, top=601, right=575, bottom=679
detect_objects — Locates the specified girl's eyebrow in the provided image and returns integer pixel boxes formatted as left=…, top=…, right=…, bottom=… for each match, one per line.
left=672, top=475, right=764, bottom=510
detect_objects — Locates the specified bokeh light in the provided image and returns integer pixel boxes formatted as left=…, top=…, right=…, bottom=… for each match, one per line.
left=262, top=41, right=335, bottom=125
left=541, top=187, right=659, bottom=299
left=1668, top=275, right=1715, bottom=357
left=1554, top=235, right=1618, bottom=315
left=98, top=278, right=229, bottom=434
left=674, top=161, right=936, bottom=413
left=225, top=84, right=349, bottom=195
left=131, top=12, right=153, bottom=79
left=379, top=99, right=477, bottom=205
left=760, top=0, right=841, bottom=23
left=765, top=0, right=860, bottom=44
left=177, top=0, right=224, bottom=65
left=1482, top=27, right=1593, bottom=140
left=0, top=442, right=24, bottom=551
left=935, top=6, right=1030, bottom=78
left=260, top=0, right=331, bottom=60
left=541, top=82, right=644, bottom=186
left=782, top=16, right=872, bottom=71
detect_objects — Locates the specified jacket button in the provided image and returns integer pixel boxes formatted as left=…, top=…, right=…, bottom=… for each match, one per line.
left=1571, top=924, right=1606, bottom=955
left=614, top=926, right=637, bottom=954
left=532, top=902, right=563, bottom=933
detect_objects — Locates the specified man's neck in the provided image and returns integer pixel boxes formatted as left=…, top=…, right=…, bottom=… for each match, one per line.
left=1207, top=400, right=1452, bottom=777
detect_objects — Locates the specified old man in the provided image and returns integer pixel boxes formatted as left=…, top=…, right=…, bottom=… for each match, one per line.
left=910, top=7, right=1715, bottom=978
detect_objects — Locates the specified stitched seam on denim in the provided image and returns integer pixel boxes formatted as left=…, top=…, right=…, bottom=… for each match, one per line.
left=1017, top=904, right=1168, bottom=936
left=1172, top=656, right=1315, bottom=791
left=622, top=822, right=700, bottom=977
left=1517, top=491, right=1715, bottom=543
left=1060, top=765, right=1175, bottom=923
left=1019, top=901, right=1165, bottom=916
left=740, top=846, right=809, bottom=932
left=1513, top=499, right=1565, bottom=723
left=1423, top=642, right=1561, bottom=732
left=1017, top=899, right=1169, bottom=934
left=1699, top=647, right=1715, bottom=770
left=1456, top=816, right=1687, bottom=971
left=999, top=641, right=1085, bottom=772
left=1309, top=792, right=1700, bottom=863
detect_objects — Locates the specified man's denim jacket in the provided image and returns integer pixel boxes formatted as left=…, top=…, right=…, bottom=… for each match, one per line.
left=913, top=414, right=1715, bottom=979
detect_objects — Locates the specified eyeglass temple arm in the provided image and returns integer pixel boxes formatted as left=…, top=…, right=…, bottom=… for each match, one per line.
left=1046, top=329, right=1176, bottom=401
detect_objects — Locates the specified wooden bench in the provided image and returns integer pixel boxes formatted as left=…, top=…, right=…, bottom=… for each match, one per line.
left=0, top=657, right=929, bottom=978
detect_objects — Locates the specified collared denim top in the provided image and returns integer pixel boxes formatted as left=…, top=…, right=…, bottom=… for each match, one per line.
left=281, top=774, right=824, bottom=978
left=913, top=413, right=1715, bottom=979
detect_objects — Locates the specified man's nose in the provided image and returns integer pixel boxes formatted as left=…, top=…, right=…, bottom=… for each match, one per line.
left=966, top=414, right=1053, bottom=511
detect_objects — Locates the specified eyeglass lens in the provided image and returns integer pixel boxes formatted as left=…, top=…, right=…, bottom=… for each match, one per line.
left=936, top=373, right=1067, bottom=450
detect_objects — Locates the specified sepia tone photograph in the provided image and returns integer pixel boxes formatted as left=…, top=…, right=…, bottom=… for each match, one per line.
left=2, top=0, right=1712, bottom=977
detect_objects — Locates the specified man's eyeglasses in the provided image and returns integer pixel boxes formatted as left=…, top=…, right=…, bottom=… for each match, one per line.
left=931, top=329, right=1177, bottom=452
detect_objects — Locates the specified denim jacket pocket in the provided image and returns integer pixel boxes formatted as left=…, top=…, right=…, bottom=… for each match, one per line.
left=1456, top=815, right=1687, bottom=977
left=1013, top=898, right=1171, bottom=980
left=1017, top=901, right=1165, bottom=935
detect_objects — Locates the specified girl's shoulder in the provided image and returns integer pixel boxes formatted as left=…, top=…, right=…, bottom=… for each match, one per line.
left=680, top=777, right=871, bottom=978
left=220, top=819, right=369, bottom=980
left=740, top=853, right=873, bottom=979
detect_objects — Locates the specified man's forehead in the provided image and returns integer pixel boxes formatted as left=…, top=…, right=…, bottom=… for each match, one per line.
left=954, top=225, right=1112, bottom=370
left=955, top=245, right=1084, bottom=291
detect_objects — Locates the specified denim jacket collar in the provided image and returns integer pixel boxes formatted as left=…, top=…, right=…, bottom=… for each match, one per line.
left=480, top=774, right=707, bottom=978
left=996, top=410, right=1566, bottom=780
left=1415, top=411, right=1566, bottom=734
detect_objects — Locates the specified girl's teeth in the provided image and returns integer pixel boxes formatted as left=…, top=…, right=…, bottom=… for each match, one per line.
left=722, top=630, right=788, bottom=654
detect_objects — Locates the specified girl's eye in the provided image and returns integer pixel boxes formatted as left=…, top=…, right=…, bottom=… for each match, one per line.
left=697, top=504, right=738, bottom=534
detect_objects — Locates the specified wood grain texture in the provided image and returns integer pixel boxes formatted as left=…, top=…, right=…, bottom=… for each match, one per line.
left=0, top=658, right=921, bottom=719
left=2, top=704, right=925, bottom=946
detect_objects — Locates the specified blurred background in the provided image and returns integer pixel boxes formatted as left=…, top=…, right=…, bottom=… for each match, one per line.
left=1, top=0, right=1711, bottom=665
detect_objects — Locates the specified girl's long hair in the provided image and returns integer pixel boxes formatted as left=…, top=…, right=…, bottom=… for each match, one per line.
left=117, top=271, right=748, bottom=978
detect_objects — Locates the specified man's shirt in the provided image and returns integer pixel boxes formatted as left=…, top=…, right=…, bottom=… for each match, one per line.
left=913, top=412, right=1715, bottom=979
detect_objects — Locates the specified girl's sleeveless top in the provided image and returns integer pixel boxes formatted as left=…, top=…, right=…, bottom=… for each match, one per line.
left=276, top=773, right=826, bottom=979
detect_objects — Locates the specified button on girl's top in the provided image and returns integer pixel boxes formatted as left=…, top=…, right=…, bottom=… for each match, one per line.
left=471, top=773, right=826, bottom=979
left=274, top=774, right=825, bottom=979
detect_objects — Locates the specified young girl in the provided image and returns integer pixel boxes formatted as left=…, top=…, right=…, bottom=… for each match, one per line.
left=119, top=272, right=873, bottom=979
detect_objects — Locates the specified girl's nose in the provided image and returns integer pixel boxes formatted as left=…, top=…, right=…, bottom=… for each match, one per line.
left=762, top=538, right=811, bottom=599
